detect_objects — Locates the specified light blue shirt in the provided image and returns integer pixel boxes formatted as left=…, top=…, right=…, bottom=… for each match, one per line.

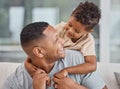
left=2, top=50, right=105, bottom=89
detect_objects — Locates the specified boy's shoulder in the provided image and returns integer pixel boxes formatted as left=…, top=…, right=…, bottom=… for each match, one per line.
left=54, top=22, right=67, bottom=38
left=87, top=33, right=94, bottom=40
left=54, top=22, right=66, bottom=32
left=83, top=33, right=95, bottom=44
left=55, top=22, right=66, bottom=28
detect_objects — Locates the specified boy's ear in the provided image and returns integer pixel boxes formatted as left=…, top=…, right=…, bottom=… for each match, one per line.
left=33, top=47, right=45, bottom=58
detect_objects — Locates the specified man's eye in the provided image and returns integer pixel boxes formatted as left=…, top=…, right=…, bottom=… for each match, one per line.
left=55, top=38, right=58, bottom=42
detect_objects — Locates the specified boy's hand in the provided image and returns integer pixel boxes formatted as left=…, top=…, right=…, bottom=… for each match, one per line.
left=54, top=69, right=68, bottom=79
left=33, top=69, right=50, bottom=89
left=24, top=57, right=39, bottom=78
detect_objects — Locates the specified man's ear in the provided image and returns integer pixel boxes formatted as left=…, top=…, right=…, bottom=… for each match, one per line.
left=33, top=47, right=45, bottom=58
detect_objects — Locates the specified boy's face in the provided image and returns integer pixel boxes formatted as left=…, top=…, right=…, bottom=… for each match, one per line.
left=65, top=16, right=89, bottom=39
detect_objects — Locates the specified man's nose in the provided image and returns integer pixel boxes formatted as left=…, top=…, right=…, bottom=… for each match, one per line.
left=64, top=25, right=69, bottom=31
left=59, top=38, right=65, bottom=45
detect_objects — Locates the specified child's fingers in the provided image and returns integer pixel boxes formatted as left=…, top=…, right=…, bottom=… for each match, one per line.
left=46, top=77, right=51, bottom=87
left=32, top=65, right=38, bottom=70
left=53, top=83, right=57, bottom=89
left=35, top=69, right=46, bottom=75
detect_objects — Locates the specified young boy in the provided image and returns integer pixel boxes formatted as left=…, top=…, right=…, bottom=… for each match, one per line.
left=25, top=1, right=101, bottom=78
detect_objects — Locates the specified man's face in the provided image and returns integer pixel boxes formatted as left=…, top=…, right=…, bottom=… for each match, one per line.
left=65, top=16, right=88, bottom=39
left=42, top=25, right=65, bottom=63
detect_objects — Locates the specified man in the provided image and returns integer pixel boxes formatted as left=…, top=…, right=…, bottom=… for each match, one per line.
left=2, top=22, right=107, bottom=89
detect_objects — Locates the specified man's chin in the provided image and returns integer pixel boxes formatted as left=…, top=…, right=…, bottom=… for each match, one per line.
left=59, top=53, right=65, bottom=59
left=58, top=49, right=65, bottom=59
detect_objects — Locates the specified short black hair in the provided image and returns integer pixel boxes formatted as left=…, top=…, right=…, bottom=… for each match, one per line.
left=71, top=1, right=101, bottom=31
left=20, top=22, right=49, bottom=47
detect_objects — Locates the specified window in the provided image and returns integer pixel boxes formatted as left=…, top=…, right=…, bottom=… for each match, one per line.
left=2, top=0, right=118, bottom=63
left=110, top=0, right=120, bottom=63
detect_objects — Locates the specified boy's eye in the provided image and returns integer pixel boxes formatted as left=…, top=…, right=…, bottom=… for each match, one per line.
left=75, top=29, right=80, bottom=33
left=68, top=23, right=72, bottom=27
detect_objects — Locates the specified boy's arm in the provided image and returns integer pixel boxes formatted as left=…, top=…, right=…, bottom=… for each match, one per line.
left=24, top=58, right=38, bottom=77
left=65, top=55, right=97, bottom=74
left=54, top=55, right=96, bottom=78
left=66, top=34, right=97, bottom=74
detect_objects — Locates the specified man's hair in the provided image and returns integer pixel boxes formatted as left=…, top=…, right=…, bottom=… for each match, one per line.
left=71, top=1, right=101, bottom=31
left=20, top=22, right=49, bottom=47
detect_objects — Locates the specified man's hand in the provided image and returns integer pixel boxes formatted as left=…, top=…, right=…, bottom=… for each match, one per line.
left=53, top=77, right=88, bottom=89
left=54, top=69, right=68, bottom=79
left=33, top=69, right=50, bottom=89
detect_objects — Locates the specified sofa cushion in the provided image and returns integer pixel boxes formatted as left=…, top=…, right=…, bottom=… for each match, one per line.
left=114, top=72, right=120, bottom=89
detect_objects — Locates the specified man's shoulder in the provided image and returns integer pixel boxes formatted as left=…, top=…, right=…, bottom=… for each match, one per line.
left=64, top=50, right=85, bottom=65
left=3, top=64, right=30, bottom=88
left=13, top=64, right=25, bottom=76
left=6, top=64, right=24, bottom=81
left=65, top=49, right=82, bottom=55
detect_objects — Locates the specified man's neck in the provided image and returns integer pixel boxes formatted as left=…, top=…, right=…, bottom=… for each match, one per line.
left=43, top=63, right=55, bottom=73
left=32, top=60, right=55, bottom=73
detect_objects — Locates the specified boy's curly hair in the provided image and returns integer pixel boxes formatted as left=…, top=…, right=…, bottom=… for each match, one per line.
left=71, top=1, right=101, bottom=31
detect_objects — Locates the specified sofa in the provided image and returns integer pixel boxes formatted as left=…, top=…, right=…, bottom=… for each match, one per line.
left=0, top=62, right=120, bottom=89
